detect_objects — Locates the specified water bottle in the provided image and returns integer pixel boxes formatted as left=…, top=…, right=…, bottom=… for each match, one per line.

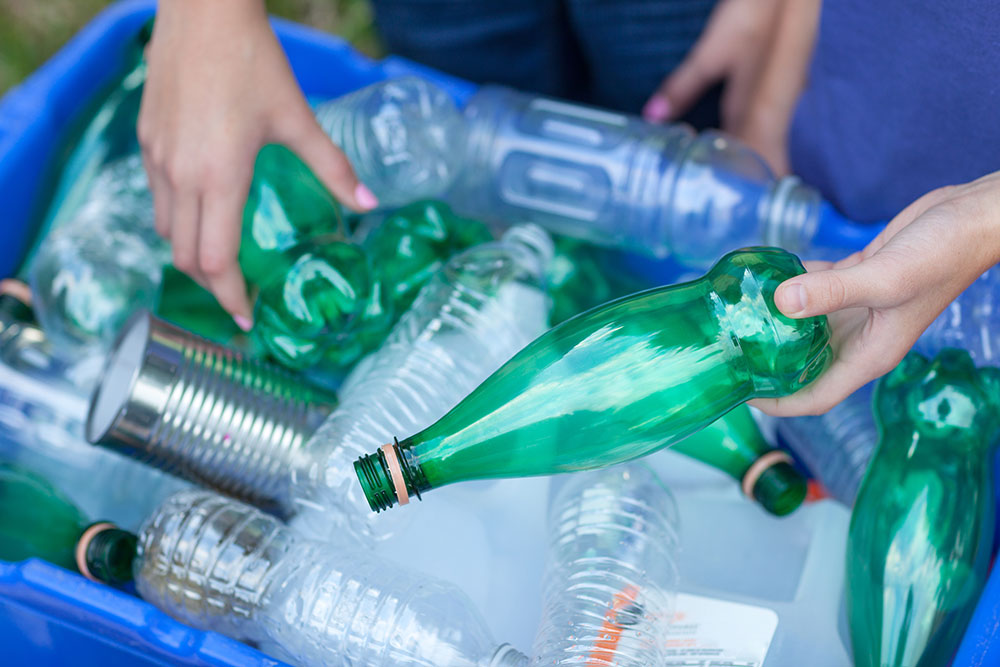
left=315, top=77, right=466, bottom=208
left=674, top=405, right=807, bottom=516
left=353, top=248, right=832, bottom=513
left=89, top=229, right=552, bottom=533
left=532, top=464, right=679, bottom=666
left=29, top=153, right=169, bottom=352
left=447, top=86, right=880, bottom=268
left=776, top=383, right=876, bottom=506
left=914, top=266, right=998, bottom=366
left=129, top=490, right=528, bottom=667
left=291, top=224, right=553, bottom=541
left=0, top=292, right=187, bottom=530
left=847, top=350, right=1000, bottom=667
left=22, top=23, right=149, bottom=269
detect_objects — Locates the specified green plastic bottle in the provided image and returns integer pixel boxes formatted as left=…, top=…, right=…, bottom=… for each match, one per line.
left=674, top=405, right=807, bottom=516
left=0, top=464, right=136, bottom=585
left=360, top=199, right=493, bottom=316
left=243, top=150, right=492, bottom=370
left=846, top=349, right=1000, bottom=667
left=354, top=247, right=831, bottom=511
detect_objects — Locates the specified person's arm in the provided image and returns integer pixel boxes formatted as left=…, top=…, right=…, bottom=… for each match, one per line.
left=733, top=0, right=821, bottom=175
left=752, top=171, right=1000, bottom=416
left=139, top=0, right=377, bottom=329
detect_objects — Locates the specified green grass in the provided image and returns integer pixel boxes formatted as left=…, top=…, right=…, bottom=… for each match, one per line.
left=0, top=0, right=381, bottom=95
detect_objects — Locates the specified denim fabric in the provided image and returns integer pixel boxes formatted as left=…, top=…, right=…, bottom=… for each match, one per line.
left=371, top=0, right=719, bottom=125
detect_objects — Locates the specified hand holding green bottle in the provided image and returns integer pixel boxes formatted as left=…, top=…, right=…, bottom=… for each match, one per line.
left=354, top=247, right=831, bottom=511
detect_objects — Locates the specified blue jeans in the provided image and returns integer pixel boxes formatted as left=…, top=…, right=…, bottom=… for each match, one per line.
left=371, top=0, right=720, bottom=128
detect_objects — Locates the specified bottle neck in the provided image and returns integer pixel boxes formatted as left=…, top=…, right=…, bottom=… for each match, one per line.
left=75, top=522, right=137, bottom=586
left=354, top=439, right=431, bottom=512
left=761, top=176, right=821, bottom=252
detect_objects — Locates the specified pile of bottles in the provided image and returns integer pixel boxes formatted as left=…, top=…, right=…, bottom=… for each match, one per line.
left=3, top=25, right=999, bottom=667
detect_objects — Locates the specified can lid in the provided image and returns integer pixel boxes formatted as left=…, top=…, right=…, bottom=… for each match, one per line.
left=85, top=310, right=152, bottom=445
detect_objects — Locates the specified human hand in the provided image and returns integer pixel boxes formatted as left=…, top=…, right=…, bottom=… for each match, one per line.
left=139, top=0, right=377, bottom=329
left=752, top=172, right=1000, bottom=416
left=641, top=0, right=781, bottom=130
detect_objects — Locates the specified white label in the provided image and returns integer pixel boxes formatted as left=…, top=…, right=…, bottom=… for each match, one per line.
left=663, top=593, right=778, bottom=666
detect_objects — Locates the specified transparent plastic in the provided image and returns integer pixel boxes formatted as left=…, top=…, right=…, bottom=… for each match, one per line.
left=0, top=300, right=188, bottom=531
left=315, top=77, right=466, bottom=208
left=645, top=447, right=852, bottom=666
left=355, top=248, right=832, bottom=511
left=448, top=86, right=844, bottom=268
left=532, top=464, right=679, bottom=666
left=29, top=153, right=169, bottom=352
left=915, top=266, right=998, bottom=366
left=776, top=383, right=876, bottom=506
left=289, top=225, right=553, bottom=540
left=135, top=490, right=528, bottom=667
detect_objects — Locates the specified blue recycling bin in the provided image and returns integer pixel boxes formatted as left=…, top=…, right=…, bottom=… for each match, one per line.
left=0, top=1, right=992, bottom=664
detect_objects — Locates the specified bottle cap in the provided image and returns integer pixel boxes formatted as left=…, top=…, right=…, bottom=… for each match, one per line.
left=75, top=522, right=137, bottom=585
left=741, top=450, right=807, bottom=516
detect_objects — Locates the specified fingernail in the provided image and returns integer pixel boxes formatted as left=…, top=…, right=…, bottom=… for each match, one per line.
left=642, top=96, right=671, bottom=123
left=779, top=283, right=807, bottom=315
left=233, top=315, right=252, bottom=332
left=354, top=183, right=378, bottom=210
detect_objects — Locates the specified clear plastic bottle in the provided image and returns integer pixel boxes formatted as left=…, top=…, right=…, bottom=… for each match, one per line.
left=448, top=86, right=879, bottom=268
left=914, top=266, right=998, bottom=366
left=29, top=153, right=169, bottom=352
left=134, top=490, right=528, bottom=667
left=532, top=464, right=680, bottom=666
left=315, top=77, right=466, bottom=208
left=290, top=224, right=553, bottom=540
left=775, top=383, right=876, bottom=506
left=0, top=293, right=188, bottom=531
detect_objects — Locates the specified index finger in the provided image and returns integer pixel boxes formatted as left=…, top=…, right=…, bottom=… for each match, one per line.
left=199, top=184, right=253, bottom=328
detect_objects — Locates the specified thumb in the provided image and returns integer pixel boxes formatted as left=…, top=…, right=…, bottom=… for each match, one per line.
left=274, top=107, right=378, bottom=212
left=775, top=255, right=906, bottom=318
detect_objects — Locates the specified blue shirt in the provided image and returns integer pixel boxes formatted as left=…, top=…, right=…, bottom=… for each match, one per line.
left=789, top=0, right=1000, bottom=222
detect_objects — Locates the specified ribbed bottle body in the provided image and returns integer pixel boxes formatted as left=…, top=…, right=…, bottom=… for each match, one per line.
left=777, top=383, right=876, bottom=505
left=136, top=490, right=517, bottom=667
left=532, top=464, right=680, bottom=666
left=448, top=86, right=826, bottom=269
left=291, top=226, right=552, bottom=540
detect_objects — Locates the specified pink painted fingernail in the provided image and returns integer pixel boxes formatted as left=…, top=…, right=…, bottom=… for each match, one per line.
left=779, top=283, right=807, bottom=315
left=642, top=96, right=671, bottom=123
left=233, top=315, right=252, bottom=332
left=354, top=183, right=379, bottom=210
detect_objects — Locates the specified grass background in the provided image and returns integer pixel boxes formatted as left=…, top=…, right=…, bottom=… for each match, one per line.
left=0, top=0, right=381, bottom=95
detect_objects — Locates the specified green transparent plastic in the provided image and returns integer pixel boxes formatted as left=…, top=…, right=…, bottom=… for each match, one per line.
left=0, top=464, right=136, bottom=583
left=362, top=200, right=492, bottom=317
left=674, top=405, right=806, bottom=516
left=847, top=350, right=1000, bottom=667
left=355, top=247, right=831, bottom=510
left=547, top=236, right=653, bottom=325
left=0, top=464, right=88, bottom=570
left=243, top=157, right=490, bottom=370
